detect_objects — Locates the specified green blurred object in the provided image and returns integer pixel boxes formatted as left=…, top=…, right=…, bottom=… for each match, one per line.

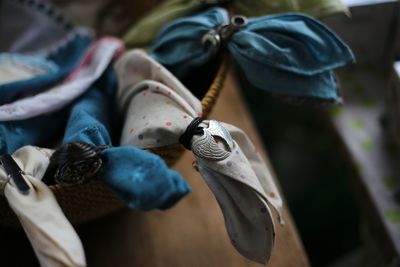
left=235, top=0, right=349, bottom=17
left=123, top=0, right=201, bottom=48
left=122, top=0, right=349, bottom=48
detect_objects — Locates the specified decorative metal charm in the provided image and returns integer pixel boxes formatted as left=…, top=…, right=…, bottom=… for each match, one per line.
left=208, top=120, right=234, bottom=148
left=192, top=120, right=234, bottom=161
left=202, top=15, right=248, bottom=54
left=50, top=142, right=107, bottom=186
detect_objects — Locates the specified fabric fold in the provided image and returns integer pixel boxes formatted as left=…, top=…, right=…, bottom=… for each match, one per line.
left=116, top=49, right=283, bottom=264
left=0, top=146, right=86, bottom=267
left=198, top=165, right=275, bottom=263
left=0, top=37, right=123, bottom=154
left=0, top=37, right=122, bottom=121
left=151, top=7, right=355, bottom=103
left=123, top=0, right=349, bottom=48
left=0, top=29, right=93, bottom=105
left=46, top=64, right=190, bottom=211
left=0, top=106, right=68, bottom=155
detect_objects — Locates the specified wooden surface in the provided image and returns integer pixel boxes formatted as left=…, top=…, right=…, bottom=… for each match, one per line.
left=0, top=70, right=309, bottom=267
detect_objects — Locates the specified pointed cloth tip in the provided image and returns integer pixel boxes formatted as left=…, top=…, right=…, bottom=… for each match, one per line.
left=116, top=49, right=284, bottom=263
left=0, top=146, right=86, bottom=267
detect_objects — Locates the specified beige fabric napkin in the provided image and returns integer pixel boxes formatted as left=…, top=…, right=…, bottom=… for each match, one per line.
left=0, top=146, right=86, bottom=267
left=115, top=49, right=284, bottom=264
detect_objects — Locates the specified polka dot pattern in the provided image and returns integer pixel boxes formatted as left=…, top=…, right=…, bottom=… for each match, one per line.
left=117, top=50, right=284, bottom=264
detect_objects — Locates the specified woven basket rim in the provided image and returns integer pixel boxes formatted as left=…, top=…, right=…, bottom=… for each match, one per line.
left=47, top=53, right=230, bottom=191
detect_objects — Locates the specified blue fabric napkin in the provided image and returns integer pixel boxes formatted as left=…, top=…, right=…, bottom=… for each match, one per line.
left=60, top=66, right=190, bottom=210
left=151, top=7, right=355, bottom=102
left=0, top=32, right=92, bottom=154
left=0, top=109, right=67, bottom=155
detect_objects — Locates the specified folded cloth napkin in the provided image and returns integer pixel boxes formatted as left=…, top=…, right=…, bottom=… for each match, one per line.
left=115, top=49, right=283, bottom=264
left=151, top=7, right=355, bottom=103
left=46, top=65, right=190, bottom=210
left=123, top=0, right=348, bottom=48
left=0, top=146, right=86, bottom=267
left=0, top=107, right=68, bottom=155
left=0, top=37, right=123, bottom=121
left=0, top=38, right=120, bottom=156
left=0, top=28, right=93, bottom=105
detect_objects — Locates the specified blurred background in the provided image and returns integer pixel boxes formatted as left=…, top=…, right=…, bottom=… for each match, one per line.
left=239, top=1, right=400, bottom=266
left=3, top=0, right=400, bottom=266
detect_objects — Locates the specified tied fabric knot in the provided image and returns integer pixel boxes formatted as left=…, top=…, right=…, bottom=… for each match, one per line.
left=0, top=146, right=86, bottom=267
left=202, top=15, right=248, bottom=54
left=179, top=117, right=204, bottom=150
left=45, top=65, right=190, bottom=211
left=151, top=7, right=355, bottom=103
left=116, top=49, right=284, bottom=264
left=122, top=0, right=348, bottom=48
left=44, top=142, right=109, bottom=186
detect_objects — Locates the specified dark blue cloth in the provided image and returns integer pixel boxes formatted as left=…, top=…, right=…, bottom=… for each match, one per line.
left=62, top=66, right=191, bottom=211
left=0, top=109, right=67, bottom=155
left=151, top=7, right=355, bottom=102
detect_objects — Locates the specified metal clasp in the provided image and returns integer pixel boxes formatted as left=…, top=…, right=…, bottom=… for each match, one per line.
left=191, top=120, right=234, bottom=161
left=0, top=154, right=30, bottom=194
left=202, top=15, right=248, bottom=54
left=45, top=142, right=108, bottom=186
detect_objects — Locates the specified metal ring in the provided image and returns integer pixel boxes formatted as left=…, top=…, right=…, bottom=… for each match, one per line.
left=202, top=27, right=222, bottom=53
left=202, top=15, right=248, bottom=54
left=231, top=15, right=248, bottom=28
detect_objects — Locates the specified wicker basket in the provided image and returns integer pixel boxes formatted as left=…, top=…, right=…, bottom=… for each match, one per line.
left=0, top=55, right=229, bottom=227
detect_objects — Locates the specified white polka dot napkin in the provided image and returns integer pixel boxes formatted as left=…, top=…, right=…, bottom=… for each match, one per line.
left=116, top=50, right=283, bottom=263
left=115, top=49, right=284, bottom=264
